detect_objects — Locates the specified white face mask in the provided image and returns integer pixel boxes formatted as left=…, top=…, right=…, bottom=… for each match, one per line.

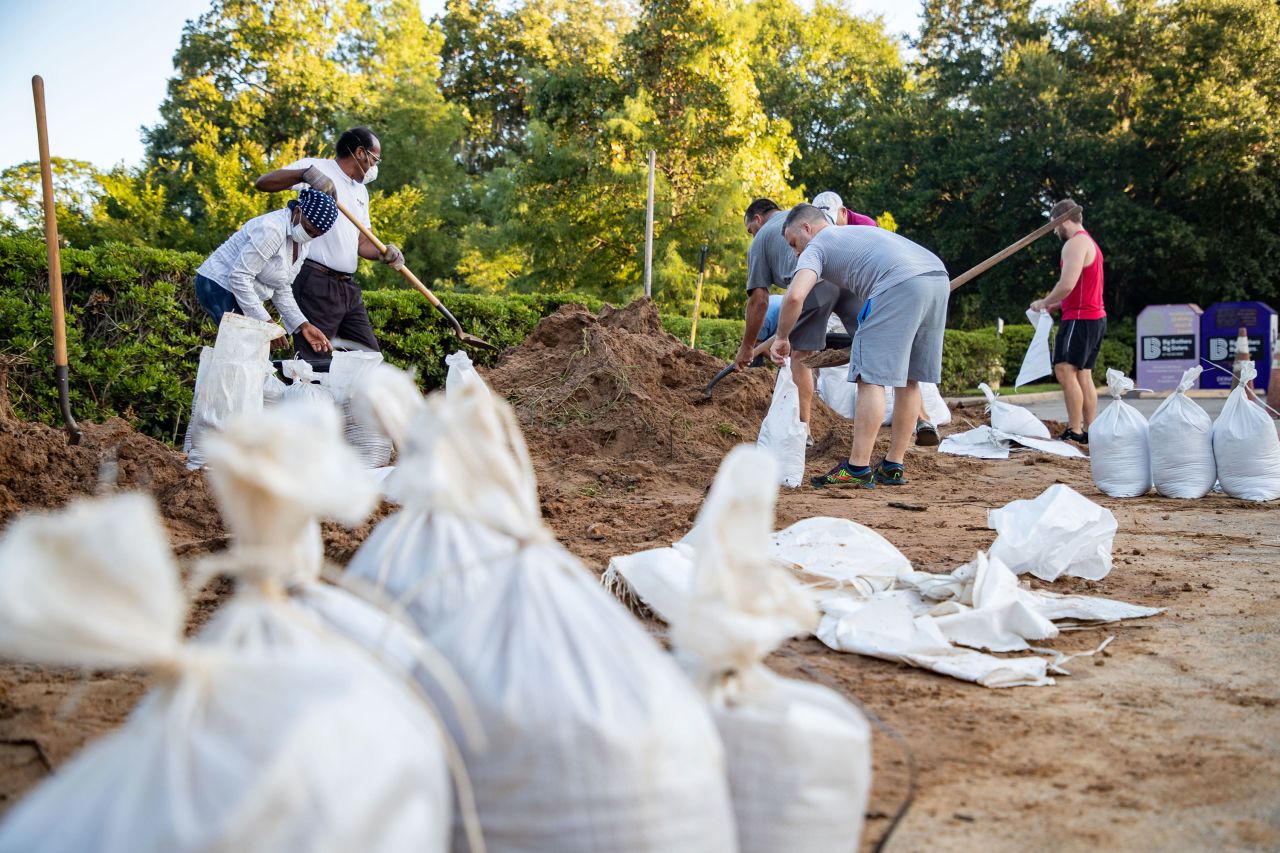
left=361, top=162, right=379, bottom=184
left=291, top=221, right=314, bottom=244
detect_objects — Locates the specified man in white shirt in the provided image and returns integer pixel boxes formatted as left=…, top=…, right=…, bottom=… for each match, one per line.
left=254, top=127, right=404, bottom=359
left=194, top=188, right=338, bottom=353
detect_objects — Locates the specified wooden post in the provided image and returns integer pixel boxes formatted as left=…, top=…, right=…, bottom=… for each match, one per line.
left=643, top=150, right=655, bottom=299
left=689, top=245, right=709, bottom=348
left=32, top=75, right=80, bottom=444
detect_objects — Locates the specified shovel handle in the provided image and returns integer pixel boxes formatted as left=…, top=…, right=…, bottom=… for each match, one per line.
left=333, top=199, right=462, bottom=330
left=948, top=204, right=1083, bottom=292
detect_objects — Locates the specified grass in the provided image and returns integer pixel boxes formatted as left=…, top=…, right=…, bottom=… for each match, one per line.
left=957, top=382, right=1061, bottom=397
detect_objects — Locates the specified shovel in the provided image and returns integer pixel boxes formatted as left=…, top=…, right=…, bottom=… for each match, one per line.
left=801, top=203, right=1084, bottom=370
left=333, top=200, right=495, bottom=351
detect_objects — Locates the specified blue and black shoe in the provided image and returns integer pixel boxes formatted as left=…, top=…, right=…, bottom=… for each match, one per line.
left=874, top=460, right=907, bottom=486
left=811, top=460, right=876, bottom=489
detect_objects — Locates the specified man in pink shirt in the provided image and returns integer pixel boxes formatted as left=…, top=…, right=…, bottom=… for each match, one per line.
left=1030, top=198, right=1106, bottom=444
left=812, top=191, right=878, bottom=227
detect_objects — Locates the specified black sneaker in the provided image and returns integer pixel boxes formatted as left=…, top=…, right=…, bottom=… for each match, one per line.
left=1059, top=428, right=1089, bottom=445
left=874, top=460, right=907, bottom=486
left=914, top=420, right=940, bottom=447
left=810, top=460, right=876, bottom=489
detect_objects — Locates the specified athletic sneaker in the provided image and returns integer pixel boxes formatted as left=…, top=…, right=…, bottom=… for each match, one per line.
left=874, top=460, right=907, bottom=486
left=1060, top=428, right=1089, bottom=445
left=810, top=460, right=875, bottom=489
left=914, top=420, right=940, bottom=447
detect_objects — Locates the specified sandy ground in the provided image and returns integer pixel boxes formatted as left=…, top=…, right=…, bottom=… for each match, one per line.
left=1, top=303, right=1277, bottom=850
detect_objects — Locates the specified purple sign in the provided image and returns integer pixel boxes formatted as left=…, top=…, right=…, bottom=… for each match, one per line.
left=1200, top=301, right=1277, bottom=391
left=1137, top=304, right=1202, bottom=392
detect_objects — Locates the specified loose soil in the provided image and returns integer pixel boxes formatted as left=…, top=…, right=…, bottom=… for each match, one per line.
left=1, top=300, right=1276, bottom=851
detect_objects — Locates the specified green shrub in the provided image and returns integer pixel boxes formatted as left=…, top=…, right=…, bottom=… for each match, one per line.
left=999, top=321, right=1135, bottom=388
left=659, top=316, right=747, bottom=362
left=940, top=328, right=1006, bottom=395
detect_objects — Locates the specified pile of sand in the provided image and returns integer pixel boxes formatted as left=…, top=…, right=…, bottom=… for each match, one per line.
left=485, top=299, right=846, bottom=479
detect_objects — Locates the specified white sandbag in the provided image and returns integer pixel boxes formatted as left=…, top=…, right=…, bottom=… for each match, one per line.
left=987, top=483, right=1117, bottom=581
left=281, top=358, right=337, bottom=408
left=1212, top=362, right=1280, bottom=501
left=445, top=350, right=483, bottom=397
left=186, top=314, right=282, bottom=469
left=1148, top=366, right=1216, bottom=499
left=183, top=345, right=214, bottom=455
left=758, top=359, right=808, bottom=487
left=672, top=445, right=871, bottom=853
left=920, top=382, right=952, bottom=426
left=348, top=379, right=737, bottom=853
left=262, top=371, right=287, bottom=406
left=1015, top=309, right=1054, bottom=387
left=1089, top=369, right=1151, bottom=497
left=929, top=552, right=1058, bottom=652
left=979, top=382, right=1050, bottom=438
left=769, top=516, right=912, bottom=589
left=326, top=351, right=394, bottom=467
left=353, top=363, right=428, bottom=452
left=816, top=370, right=892, bottom=424
left=815, top=595, right=1053, bottom=688
left=0, top=492, right=451, bottom=853
left=938, top=426, right=1085, bottom=460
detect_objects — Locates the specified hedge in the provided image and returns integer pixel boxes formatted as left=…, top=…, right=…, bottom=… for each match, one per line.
left=999, top=322, right=1135, bottom=386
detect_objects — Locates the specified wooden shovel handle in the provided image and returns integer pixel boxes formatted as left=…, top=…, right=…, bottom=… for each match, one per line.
left=333, top=199, right=445, bottom=310
left=948, top=204, right=1083, bottom=291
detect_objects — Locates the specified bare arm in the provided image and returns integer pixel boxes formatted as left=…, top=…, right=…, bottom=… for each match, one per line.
left=769, top=269, right=818, bottom=364
left=254, top=168, right=307, bottom=192
left=1032, top=235, right=1090, bottom=311
left=357, top=232, right=382, bottom=261
left=735, top=289, right=770, bottom=370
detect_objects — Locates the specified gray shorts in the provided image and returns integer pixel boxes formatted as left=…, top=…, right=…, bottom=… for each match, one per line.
left=791, top=280, right=859, bottom=352
left=848, top=272, right=949, bottom=387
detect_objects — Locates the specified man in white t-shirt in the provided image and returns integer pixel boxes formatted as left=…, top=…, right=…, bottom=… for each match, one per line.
left=254, top=127, right=404, bottom=359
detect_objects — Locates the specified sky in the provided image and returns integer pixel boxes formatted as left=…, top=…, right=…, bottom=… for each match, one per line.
left=0, top=0, right=922, bottom=174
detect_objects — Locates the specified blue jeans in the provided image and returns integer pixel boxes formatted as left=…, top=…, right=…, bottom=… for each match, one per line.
left=194, top=273, right=242, bottom=325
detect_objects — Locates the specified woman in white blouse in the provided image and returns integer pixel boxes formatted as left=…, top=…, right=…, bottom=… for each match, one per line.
left=194, top=188, right=338, bottom=353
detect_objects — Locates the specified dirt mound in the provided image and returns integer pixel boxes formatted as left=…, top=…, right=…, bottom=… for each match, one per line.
left=485, top=299, right=846, bottom=480
left=0, top=413, right=224, bottom=548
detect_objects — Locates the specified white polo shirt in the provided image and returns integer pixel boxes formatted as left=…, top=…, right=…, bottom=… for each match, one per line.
left=283, top=157, right=370, bottom=274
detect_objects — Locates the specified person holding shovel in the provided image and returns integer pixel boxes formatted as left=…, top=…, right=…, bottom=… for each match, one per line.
left=1029, top=198, right=1106, bottom=444
left=194, top=188, right=338, bottom=353
left=771, top=204, right=949, bottom=489
left=737, top=198, right=859, bottom=445
left=254, top=127, right=404, bottom=359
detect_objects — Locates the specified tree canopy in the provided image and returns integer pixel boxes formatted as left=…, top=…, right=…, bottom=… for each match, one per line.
left=2, top=0, right=1276, bottom=324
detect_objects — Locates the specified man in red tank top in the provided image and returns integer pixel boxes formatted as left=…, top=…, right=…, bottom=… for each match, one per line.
left=1030, top=199, right=1106, bottom=444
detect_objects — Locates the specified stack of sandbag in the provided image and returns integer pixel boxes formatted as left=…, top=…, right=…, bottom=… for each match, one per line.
left=0, top=491, right=453, bottom=853
left=185, top=313, right=282, bottom=469
left=1212, top=361, right=1280, bottom=501
left=671, top=445, right=872, bottom=853
left=758, top=358, right=807, bottom=487
left=1148, top=366, right=1215, bottom=499
left=1089, top=370, right=1151, bottom=497
left=326, top=350, right=394, bottom=467
left=348, top=374, right=737, bottom=852
left=979, top=382, right=1050, bottom=438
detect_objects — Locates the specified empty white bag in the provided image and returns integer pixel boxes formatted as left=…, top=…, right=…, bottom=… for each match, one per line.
left=348, top=378, right=737, bottom=853
left=1015, top=309, right=1054, bottom=388
left=1089, top=369, right=1151, bottom=497
left=672, top=446, right=872, bottom=853
left=186, top=314, right=281, bottom=469
left=1212, top=362, right=1280, bottom=501
left=1148, top=366, right=1215, bottom=499
left=987, top=483, right=1117, bottom=581
left=758, top=359, right=807, bottom=487
left=0, top=492, right=451, bottom=853
left=979, top=383, right=1050, bottom=439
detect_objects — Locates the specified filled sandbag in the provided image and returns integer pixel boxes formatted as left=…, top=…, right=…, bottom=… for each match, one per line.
left=186, top=314, right=281, bottom=469
left=445, top=350, right=483, bottom=397
left=818, top=377, right=950, bottom=427
left=1212, top=362, right=1280, bottom=501
left=671, top=446, right=872, bottom=853
left=0, top=492, right=452, bottom=853
left=979, top=382, right=1050, bottom=439
left=325, top=350, right=394, bottom=467
left=348, top=378, right=737, bottom=852
left=1089, top=370, right=1151, bottom=497
left=281, top=358, right=337, bottom=408
left=1148, top=366, right=1215, bottom=499
left=758, top=359, right=808, bottom=486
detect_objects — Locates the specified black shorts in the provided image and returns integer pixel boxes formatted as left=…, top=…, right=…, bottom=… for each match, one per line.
left=791, top=281, right=859, bottom=352
left=1053, top=317, right=1107, bottom=370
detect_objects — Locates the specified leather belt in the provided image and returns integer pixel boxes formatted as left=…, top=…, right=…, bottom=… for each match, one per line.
left=302, top=259, right=353, bottom=282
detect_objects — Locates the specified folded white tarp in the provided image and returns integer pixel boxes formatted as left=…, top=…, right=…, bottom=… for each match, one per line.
left=938, top=426, right=1086, bottom=460
left=988, top=484, right=1117, bottom=581
left=1016, top=309, right=1054, bottom=388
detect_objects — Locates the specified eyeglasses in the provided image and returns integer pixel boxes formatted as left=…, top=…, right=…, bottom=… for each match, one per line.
left=362, top=148, right=382, bottom=165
